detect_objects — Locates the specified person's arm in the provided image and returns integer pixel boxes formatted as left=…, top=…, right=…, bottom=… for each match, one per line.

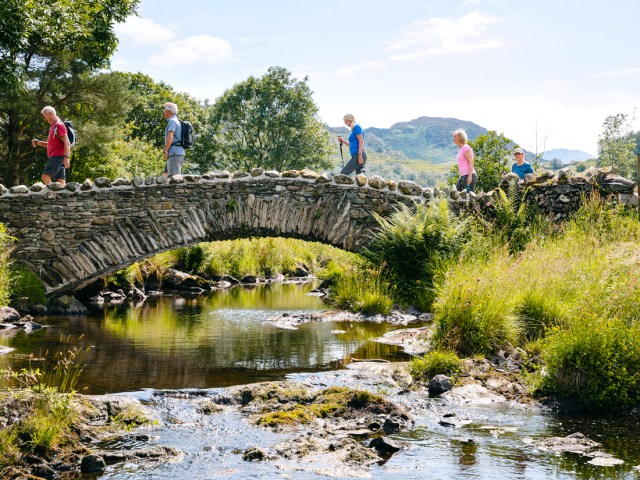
left=163, top=130, right=175, bottom=159
left=464, top=149, right=474, bottom=183
left=31, top=139, right=47, bottom=148
left=356, top=133, right=364, bottom=164
left=61, top=135, right=71, bottom=168
left=338, top=137, right=350, bottom=147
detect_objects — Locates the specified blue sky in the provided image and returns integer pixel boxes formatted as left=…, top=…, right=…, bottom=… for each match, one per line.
left=112, top=0, right=640, bottom=155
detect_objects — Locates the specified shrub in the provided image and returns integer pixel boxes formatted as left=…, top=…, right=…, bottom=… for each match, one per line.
left=176, top=244, right=206, bottom=273
left=540, top=317, right=640, bottom=409
left=331, top=265, right=394, bottom=315
left=9, top=264, right=47, bottom=305
left=411, top=350, right=462, bottom=382
left=432, top=249, right=522, bottom=356
left=364, top=200, right=470, bottom=310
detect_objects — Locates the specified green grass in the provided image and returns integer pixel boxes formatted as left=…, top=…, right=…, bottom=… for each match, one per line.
left=430, top=195, right=640, bottom=408
left=411, top=350, right=462, bottom=382
left=330, top=264, right=394, bottom=315
left=9, top=264, right=47, bottom=305
left=0, top=223, right=14, bottom=306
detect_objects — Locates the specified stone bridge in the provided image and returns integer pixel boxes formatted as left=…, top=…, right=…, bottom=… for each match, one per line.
left=0, top=169, right=428, bottom=295
left=0, top=167, right=636, bottom=296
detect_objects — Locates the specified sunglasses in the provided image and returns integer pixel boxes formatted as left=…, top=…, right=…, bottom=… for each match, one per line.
left=514, top=152, right=523, bottom=155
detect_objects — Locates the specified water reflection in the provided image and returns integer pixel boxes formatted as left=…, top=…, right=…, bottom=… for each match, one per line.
left=0, top=282, right=412, bottom=394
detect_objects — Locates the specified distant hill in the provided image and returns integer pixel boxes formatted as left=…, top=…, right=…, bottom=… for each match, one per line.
left=542, top=148, right=596, bottom=164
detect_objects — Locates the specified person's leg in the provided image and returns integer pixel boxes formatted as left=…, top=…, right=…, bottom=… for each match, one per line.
left=340, top=154, right=359, bottom=175
left=42, top=156, right=63, bottom=186
left=166, top=155, right=184, bottom=177
left=455, top=176, right=466, bottom=192
left=355, top=151, right=368, bottom=175
left=469, top=173, right=478, bottom=192
left=53, top=163, right=66, bottom=186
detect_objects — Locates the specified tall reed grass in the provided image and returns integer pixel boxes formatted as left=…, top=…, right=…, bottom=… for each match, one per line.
left=432, top=195, right=640, bottom=407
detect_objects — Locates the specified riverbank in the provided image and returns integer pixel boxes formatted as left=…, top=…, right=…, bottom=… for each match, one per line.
left=2, top=358, right=635, bottom=479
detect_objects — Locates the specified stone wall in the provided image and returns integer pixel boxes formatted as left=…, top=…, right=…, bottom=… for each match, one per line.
left=0, top=167, right=636, bottom=295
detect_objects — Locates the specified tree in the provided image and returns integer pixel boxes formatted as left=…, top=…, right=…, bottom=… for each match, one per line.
left=209, top=66, right=334, bottom=172
left=0, top=0, right=139, bottom=186
left=597, top=113, right=638, bottom=180
left=550, top=158, right=563, bottom=170
left=468, top=131, right=513, bottom=191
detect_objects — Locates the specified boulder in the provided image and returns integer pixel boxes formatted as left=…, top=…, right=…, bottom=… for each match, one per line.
left=47, top=295, right=89, bottom=315
left=0, top=306, right=21, bottom=323
left=428, top=374, right=453, bottom=397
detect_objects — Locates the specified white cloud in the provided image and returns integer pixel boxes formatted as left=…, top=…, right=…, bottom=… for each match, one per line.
left=387, top=11, right=505, bottom=60
left=592, top=67, right=640, bottom=78
left=115, top=16, right=176, bottom=45
left=336, top=62, right=387, bottom=77
left=149, top=35, right=232, bottom=67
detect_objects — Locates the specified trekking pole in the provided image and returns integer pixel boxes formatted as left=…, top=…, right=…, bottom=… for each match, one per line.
left=338, top=136, right=344, bottom=168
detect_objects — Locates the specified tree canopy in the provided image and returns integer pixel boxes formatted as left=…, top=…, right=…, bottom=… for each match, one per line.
left=209, top=66, right=334, bottom=172
left=0, top=0, right=139, bottom=185
left=597, top=113, right=638, bottom=180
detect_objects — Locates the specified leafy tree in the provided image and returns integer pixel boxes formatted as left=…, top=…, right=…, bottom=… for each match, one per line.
left=597, top=113, right=638, bottom=180
left=549, top=158, right=563, bottom=170
left=0, top=0, right=139, bottom=186
left=209, top=66, right=334, bottom=172
left=467, top=131, right=513, bottom=191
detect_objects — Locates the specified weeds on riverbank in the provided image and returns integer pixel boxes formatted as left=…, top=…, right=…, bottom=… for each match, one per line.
left=411, top=350, right=462, bottom=382
left=364, top=200, right=470, bottom=310
left=0, top=342, right=90, bottom=462
left=431, top=196, right=640, bottom=408
left=0, top=224, right=13, bottom=306
left=9, top=264, right=47, bottom=305
left=330, top=265, right=394, bottom=315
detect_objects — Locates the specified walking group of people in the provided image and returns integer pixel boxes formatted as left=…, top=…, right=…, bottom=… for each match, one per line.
left=32, top=102, right=187, bottom=185
left=31, top=105, right=534, bottom=190
left=338, top=114, right=535, bottom=192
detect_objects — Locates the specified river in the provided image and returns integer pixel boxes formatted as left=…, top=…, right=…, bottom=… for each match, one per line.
left=2, top=282, right=640, bottom=479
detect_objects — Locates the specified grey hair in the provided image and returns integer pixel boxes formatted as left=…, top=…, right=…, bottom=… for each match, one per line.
left=163, top=102, right=178, bottom=115
left=343, top=113, right=356, bottom=130
left=453, top=129, right=467, bottom=143
left=41, top=106, right=56, bottom=116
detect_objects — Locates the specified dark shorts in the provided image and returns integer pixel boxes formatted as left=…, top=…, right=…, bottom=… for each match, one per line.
left=456, top=173, right=477, bottom=192
left=43, top=156, right=66, bottom=181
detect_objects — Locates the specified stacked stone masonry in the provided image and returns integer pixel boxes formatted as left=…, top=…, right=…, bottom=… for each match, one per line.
left=0, top=167, right=635, bottom=295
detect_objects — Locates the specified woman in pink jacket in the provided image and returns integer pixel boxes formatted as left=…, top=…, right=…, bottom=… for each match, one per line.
left=453, top=129, right=477, bottom=192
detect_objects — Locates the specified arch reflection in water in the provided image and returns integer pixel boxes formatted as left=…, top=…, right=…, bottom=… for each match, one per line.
left=1, top=283, right=411, bottom=394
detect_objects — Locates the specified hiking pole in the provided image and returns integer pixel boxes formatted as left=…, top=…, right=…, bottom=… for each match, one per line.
left=338, top=136, right=344, bottom=168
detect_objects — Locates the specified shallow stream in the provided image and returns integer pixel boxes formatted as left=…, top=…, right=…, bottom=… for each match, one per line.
left=2, top=282, right=640, bottom=479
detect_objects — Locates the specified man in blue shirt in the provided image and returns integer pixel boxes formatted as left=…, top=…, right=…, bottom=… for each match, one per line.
left=162, top=102, right=186, bottom=177
left=511, top=147, right=534, bottom=179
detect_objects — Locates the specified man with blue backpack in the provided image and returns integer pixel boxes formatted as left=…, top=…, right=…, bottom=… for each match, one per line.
left=31, top=106, right=73, bottom=186
left=162, top=102, right=193, bottom=177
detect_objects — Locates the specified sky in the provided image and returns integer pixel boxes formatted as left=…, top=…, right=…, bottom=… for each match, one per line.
left=111, top=0, right=640, bottom=156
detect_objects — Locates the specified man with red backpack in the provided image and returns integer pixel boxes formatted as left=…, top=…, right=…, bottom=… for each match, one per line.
left=31, top=106, right=71, bottom=186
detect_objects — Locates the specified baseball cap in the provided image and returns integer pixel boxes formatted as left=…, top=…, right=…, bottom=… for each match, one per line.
left=513, top=147, right=524, bottom=154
